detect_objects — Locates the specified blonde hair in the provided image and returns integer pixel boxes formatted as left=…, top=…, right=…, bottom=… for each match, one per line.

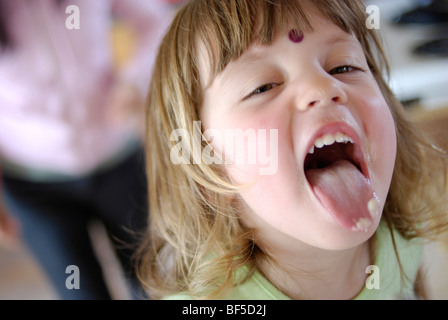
left=136, top=0, right=448, bottom=299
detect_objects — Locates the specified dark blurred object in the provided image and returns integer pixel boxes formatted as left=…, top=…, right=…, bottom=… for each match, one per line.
left=391, top=0, right=448, bottom=25
left=391, top=0, right=448, bottom=58
left=400, top=97, right=422, bottom=109
left=413, top=37, right=448, bottom=57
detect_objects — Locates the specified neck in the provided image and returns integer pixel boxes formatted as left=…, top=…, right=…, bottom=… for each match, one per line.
left=254, top=238, right=372, bottom=300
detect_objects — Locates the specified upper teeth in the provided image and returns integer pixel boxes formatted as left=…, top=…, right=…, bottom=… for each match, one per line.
left=309, top=132, right=353, bottom=154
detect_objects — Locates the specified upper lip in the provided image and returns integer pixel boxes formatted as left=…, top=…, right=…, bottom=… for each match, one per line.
left=302, top=121, right=370, bottom=179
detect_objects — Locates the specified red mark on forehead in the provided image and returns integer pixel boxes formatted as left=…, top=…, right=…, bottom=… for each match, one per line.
left=288, top=29, right=304, bottom=43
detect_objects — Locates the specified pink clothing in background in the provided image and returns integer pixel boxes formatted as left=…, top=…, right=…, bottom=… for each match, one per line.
left=0, top=0, right=173, bottom=179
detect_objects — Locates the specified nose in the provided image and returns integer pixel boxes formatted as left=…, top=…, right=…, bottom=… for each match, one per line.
left=294, top=73, right=347, bottom=111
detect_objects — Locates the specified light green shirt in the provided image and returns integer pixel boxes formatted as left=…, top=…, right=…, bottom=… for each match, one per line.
left=164, top=221, right=423, bottom=300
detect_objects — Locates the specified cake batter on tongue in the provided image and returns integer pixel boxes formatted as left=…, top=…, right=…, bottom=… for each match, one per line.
left=306, top=159, right=379, bottom=232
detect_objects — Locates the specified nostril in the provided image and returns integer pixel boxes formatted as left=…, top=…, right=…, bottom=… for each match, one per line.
left=308, top=96, right=340, bottom=108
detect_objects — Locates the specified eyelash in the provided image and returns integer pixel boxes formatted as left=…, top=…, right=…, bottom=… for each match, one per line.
left=244, top=65, right=363, bottom=101
left=244, top=83, right=282, bottom=101
left=329, top=65, right=363, bottom=75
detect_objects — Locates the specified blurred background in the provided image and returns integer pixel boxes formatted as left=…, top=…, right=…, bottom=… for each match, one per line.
left=1, top=0, right=447, bottom=300
left=366, top=0, right=448, bottom=110
left=0, top=0, right=186, bottom=300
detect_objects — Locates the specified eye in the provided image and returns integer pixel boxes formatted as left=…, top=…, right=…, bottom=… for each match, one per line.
left=244, top=83, right=281, bottom=100
left=329, top=65, right=362, bottom=75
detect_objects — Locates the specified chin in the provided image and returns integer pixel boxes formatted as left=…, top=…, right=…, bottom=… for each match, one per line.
left=307, top=216, right=381, bottom=251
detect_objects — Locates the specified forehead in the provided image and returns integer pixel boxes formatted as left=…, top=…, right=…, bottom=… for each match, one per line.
left=197, top=13, right=361, bottom=88
left=239, top=19, right=359, bottom=62
left=193, top=0, right=312, bottom=86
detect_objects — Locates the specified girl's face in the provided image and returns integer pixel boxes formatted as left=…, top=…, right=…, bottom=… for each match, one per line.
left=199, top=13, right=397, bottom=251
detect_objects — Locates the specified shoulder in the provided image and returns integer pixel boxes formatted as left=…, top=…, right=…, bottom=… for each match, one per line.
left=162, top=292, right=195, bottom=300
left=376, top=221, right=424, bottom=275
left=419, top=238, right=448, bottom=299
left=355, top=220, right=424, bottom=300
left=161, top=267, right=291, bottom=300
left=226, top=269, right=291, bottom=300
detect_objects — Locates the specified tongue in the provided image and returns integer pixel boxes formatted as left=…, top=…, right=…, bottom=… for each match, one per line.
left=306, top=160, right=375, bottom=231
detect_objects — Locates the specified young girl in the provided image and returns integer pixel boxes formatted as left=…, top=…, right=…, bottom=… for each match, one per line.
left=137, top=0, right=448, bottom=299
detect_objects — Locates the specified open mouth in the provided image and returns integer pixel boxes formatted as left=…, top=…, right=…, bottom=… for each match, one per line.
left=303, top=131, right=377, bottom=232
left=304, top=132, right=361, bottom=174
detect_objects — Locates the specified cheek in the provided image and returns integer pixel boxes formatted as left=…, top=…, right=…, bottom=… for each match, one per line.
left=205, top=116, right=283, bottom=184
left=363, top=95, right=397, bottom=203
left=225, top=131, right=282, bottom=186
left=379, top=107, right=397, bottom=191
left=370, top=96, right=397, bottom=162
left=227, top=130, right=306, bottom=231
